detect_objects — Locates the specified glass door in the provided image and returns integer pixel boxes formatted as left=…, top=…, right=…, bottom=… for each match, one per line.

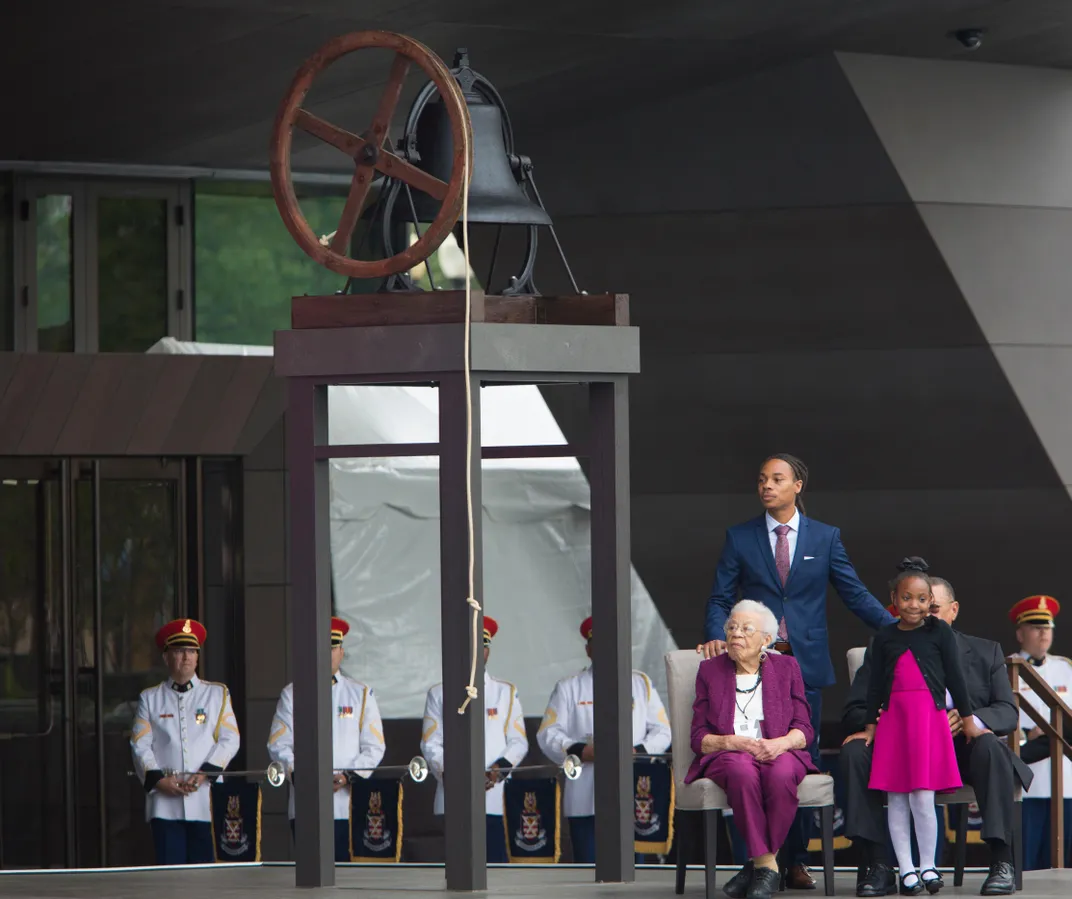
left=14, top=177, right=191, bottom=352
left=0, top=458, right=188, bottom=868
left=17, top=182, right=86, bottom=352
left=86, top=183, right=189, bottom=352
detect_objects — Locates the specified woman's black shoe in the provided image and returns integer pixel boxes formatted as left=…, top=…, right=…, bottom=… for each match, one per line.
left=724, top=862, right=754, bottom=899
left=920, top=869, right=942, bottom=894
left=899, top=872, right=924, bottom=897
left=746, top=866, right=782, bottom=899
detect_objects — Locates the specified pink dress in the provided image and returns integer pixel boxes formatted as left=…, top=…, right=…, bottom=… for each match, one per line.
left=868, top=651, right=962, bottom=793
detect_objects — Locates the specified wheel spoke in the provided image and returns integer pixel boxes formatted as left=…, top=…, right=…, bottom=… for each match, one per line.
left=330, top=167, right=375, bottom=254
left=368, top=53, right=411, bottom=148
left=375, top=151, right=449, bottom=201
left=294, top=109, right=366, bottom=157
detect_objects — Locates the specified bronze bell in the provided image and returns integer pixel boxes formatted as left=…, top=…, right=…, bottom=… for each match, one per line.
left=402, top=88, right=552, bottom=226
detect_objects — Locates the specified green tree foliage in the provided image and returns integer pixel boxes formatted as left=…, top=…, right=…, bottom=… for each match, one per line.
left=193, top=185, right=480, bottom=345
left=194, top=190, right=346, bottom=345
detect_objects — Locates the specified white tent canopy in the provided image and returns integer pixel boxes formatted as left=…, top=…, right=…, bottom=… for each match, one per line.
left=151, top=339, right=680, bottom=718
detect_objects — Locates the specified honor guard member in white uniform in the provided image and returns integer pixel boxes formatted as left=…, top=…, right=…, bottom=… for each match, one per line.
left=1010, top=595, right=1072, bottom=869
left=130, top=618, right=241, bottom=864
left=421, top=616, right=529, bottom=863
left=537, top=615, right=672, bottom=862
left=268, top=616, right=386, bottom=862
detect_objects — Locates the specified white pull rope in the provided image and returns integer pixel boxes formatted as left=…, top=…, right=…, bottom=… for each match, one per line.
left=456, top=146, right=480, bottom=716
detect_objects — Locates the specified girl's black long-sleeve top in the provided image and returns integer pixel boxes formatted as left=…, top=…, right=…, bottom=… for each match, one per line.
left=865, top=616, right=973, bottom=724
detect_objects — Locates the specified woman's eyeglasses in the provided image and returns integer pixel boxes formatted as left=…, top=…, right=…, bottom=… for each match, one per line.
left=724, top=623, right=758, bottom=637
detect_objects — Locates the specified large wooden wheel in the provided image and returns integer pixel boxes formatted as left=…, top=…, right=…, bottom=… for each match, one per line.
left=269, top=31, right=472, bottom=279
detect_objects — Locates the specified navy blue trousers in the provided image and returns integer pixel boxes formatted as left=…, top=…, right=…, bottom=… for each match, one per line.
left=1023, top=798, right=1072, bottom=870
left=487, top=815, right=508, bottom=863
left=150, top=819, right=214, bottom=865
left=567, top=816, right=643, bottom=864
left=289, top=818, right=352, bottom=862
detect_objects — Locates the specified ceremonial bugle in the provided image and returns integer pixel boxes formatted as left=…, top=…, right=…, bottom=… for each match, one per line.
left=126, top=756, right=431, bottom=788
left=484, top=753, right=583, bottom=780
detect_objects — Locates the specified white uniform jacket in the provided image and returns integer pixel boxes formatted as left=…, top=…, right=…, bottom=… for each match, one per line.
left=1017, top=651, right=1072, bottom=800
left=537, top=667, right=672, bottom=818
left=268, top=675, right=386, bottom=820
left=421, top=671, right=529, bottom=815
left=130, top=676, right=241, bottom=822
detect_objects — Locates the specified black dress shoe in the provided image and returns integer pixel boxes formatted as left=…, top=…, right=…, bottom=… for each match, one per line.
left=980, top=862, right=1015, bottom=896
left=724, top=862, right=754, bottom=899
left=857, top=863, right=897, bottom=897
left=747, top=866, right=782, bottom=899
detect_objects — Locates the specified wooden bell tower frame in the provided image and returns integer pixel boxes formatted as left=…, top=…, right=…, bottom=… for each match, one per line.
left=270, top=30, right=640, bottom=890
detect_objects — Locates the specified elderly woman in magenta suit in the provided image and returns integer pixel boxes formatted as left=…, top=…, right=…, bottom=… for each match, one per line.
left=686, top=599, right=817, bottom=899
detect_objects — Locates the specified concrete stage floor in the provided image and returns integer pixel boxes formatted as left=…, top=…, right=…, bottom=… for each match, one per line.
left=0, top=865, right=1068, bottom=899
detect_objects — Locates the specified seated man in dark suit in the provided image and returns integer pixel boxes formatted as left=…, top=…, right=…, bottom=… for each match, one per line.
left=840, top=577, right=1032, bottom=897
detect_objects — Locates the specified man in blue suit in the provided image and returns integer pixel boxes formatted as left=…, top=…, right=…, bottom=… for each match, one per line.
left=699, top=453, right=894, bottom=889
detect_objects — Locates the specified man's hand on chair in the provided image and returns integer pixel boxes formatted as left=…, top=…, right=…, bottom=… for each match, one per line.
left=697, top=640, right=727, bottom=659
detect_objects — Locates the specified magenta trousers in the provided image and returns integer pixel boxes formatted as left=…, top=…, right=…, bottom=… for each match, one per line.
left=703, top=750, right=807, bottom=858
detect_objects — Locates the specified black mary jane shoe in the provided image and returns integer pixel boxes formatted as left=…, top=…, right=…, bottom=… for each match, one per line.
left=746, top=866, right=782, bottom=899
left=899, top=872, right=924, bottom=897
left=724, top=862, right=754, bottom=899
left=920, top=869, right=943, bottom=894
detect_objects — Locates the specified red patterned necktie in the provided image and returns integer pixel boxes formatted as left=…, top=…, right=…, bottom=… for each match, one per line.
left=774, top=524, right=791, bottom=641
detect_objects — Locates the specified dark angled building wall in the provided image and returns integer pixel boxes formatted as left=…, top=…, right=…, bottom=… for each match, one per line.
left=523, top=53, right=1072, bottom=733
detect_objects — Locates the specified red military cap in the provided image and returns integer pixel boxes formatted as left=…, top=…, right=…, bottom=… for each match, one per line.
left=483, top=616, right=498, bottom=647
left=156, top=618, right=207, bottom=651
left=1009, top=595, right=1060, bottom=628
left=580, top=616, right=593, bottom=640
left=331, top=616, right=350, bottom=646
left=886, top=603, right=900, bottom=619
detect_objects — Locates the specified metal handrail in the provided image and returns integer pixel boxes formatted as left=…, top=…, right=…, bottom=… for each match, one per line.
left=1008, top=656, right=1072, bottom=868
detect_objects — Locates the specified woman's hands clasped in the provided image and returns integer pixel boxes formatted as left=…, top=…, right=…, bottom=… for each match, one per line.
left=732, top=734, right=791, bottom=762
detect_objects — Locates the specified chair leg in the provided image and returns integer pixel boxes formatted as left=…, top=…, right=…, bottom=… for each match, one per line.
left=675, top=810, right=691, bottom=895
left=704, top=808, right=720, bottom=899
left=820, top=805, right=835, bottom=897
left=1013, top=801, right=1024, bottom=892
left=953, top=806, right=967, bottom=887
left=777, top=847, right=786, bottom=892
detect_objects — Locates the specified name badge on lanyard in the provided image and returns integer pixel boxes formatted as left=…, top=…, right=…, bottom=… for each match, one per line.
left=734, top=718, right=762, bottom=739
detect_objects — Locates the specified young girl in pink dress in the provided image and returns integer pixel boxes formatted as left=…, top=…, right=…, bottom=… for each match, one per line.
left=864, top=558, right=982, bottom=895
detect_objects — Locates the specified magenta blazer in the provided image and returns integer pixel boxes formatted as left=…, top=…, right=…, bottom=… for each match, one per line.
left=684, top=652, right=818, bottom=784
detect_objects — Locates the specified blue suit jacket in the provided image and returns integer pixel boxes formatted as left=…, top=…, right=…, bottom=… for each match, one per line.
left=703, top=514, right=894, bottom=689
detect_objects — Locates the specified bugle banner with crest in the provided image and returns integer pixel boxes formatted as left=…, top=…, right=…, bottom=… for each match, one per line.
left=350, top=776, right=404, bottom=862
left=504, top=777, right=560, bottom=863
left=210, top=779, right=262, bottom=862
left=633, top=756, right=674, bottom=854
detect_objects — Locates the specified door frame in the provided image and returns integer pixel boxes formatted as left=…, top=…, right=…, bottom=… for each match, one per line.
left=12, top=175, right=193, bottom=352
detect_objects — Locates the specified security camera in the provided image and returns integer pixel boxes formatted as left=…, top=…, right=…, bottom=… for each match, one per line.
left=950, top=28, right=986, bottom=50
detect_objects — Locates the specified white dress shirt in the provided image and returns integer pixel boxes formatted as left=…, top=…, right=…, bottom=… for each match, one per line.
left=130, top=675, right=241, bottom=822
left=421, top=671, right=530, bottom=815
left=765, top=509, right=800, bottom=562
left=267, top=674, right=386, bottom=820
left=537, top=667, right=672, bottom=818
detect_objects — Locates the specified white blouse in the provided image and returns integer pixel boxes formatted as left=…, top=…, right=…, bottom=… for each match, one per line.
left=733, top=673, right=764, bottom=739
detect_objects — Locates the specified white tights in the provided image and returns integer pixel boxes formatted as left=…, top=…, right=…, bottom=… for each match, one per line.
left=887, top=790, right=939, bottom=884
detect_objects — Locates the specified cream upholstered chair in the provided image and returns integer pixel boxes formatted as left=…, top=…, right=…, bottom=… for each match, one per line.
left=665, top=650, right=836, bottom=899
left=845, top=647, right=1023, bottom=892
